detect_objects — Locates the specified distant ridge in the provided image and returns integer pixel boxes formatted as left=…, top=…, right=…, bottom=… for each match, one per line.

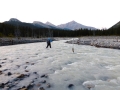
left=33, top=21, right=69, bottom=30
left=3, top=18, right=97, bottom=30
left=4, top=18, right=37, bottom=29
left=4, top=18, right=63, bottom=30
left=33, top=21, right=52, bottom=28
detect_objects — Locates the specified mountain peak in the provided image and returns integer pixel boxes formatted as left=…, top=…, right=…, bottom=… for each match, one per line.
left=57, top=21, right=97, bottom=30
left=33, top=21, right=43, bottom=24
left=70, top=20, right=77, bottom=23
left=45, top=22, right=56, bottom=27
left=9, top=18, right=21, bottom=22
left=46, top=21, right=51, bottom=24
left=67, top=21, right=80, bottom=25
left=33, top=21, right=50, bottom=28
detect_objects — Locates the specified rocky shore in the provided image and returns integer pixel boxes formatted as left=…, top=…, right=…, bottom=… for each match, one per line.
left=66, top=36, right=120, bottom=50
left=0, top=37, right=55, bottom=46
left=0, top=37, right=72, bottom=46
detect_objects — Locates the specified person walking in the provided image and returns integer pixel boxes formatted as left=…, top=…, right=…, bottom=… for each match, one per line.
left=46, top=38, right=52, bottom=48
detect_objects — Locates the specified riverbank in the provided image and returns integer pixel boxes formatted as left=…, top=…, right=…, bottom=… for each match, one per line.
left=0, top=37, right=72, bottom=46
left=0, top=37, right=55, bottom=46
left=1, top=36, right=120, bottom=50
left=66, top=36, right=120, bottom=50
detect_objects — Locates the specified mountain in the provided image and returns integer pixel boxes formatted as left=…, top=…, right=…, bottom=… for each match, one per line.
left=9, top=18, right=21, bottom=22
left=57, top=21, right=97, bottom=30
left=4, top=18, right=60, bottom=29
left=45, top=22, right=56, bottom=27
left=110, top=21, right=120, bottom=29
left=45, top=22, right=68, bottom=30
left=4, top=18, right=37, bottom=29
left=33, top=21, right=51, bottom=28
left=33, top=21, right=63, bottom=29
left=3, top=18, right=97, bottom=30
left=4, top=18, right=69, bottom=30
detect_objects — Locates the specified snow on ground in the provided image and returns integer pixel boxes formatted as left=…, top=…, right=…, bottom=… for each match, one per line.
left=0, top=39, right=120, bottom=90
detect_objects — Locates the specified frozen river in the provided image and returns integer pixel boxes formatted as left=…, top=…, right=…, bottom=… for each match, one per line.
left=0, top=39, right=120, bottom=90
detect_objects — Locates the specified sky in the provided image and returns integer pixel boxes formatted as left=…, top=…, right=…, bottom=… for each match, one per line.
left=0, top=0, right=120, bottom=29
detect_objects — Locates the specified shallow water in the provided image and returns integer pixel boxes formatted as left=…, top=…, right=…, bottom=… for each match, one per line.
left=0, top=40, right=120, bottom=90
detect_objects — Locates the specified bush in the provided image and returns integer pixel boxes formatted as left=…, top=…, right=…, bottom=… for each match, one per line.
left=0, top=33, right=3, bottom=37
left=8, top=33, right=14, bottom=37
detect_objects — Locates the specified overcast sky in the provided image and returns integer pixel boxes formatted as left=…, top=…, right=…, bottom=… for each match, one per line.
left=0, top=0, right=120, bottom=29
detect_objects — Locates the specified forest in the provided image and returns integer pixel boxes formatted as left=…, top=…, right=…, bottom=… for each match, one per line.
left=0, top=23, right=120, bottom=38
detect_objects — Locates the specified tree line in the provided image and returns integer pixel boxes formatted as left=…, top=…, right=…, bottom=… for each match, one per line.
left=0, top=23, right=120, bottom=38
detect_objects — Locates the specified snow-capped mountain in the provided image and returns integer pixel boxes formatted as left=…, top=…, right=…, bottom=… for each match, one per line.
left=57, top=21, right=97, bottom=30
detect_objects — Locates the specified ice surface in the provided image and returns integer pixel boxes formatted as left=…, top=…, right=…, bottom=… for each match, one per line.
left=0, top=39, right=120, bottom=90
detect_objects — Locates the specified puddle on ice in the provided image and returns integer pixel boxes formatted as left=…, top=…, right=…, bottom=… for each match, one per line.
left=0, top=40, right=120, bottom=90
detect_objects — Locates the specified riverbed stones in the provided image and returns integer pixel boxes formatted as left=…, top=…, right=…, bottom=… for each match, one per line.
left=26, top=62, right=29, bottom=64
left=3, top=58, right=7, bottom=60
left=41, top=80, right=46, bottom=83
left=46, top=83, right=51, bottom=88
left=36, top=83, right=41, bottom=87
left=7, top=72, right=12, bottom=76
left=20, top=88, right=28, bottom=90
left=83, top=81, right=95, bottom=89
left=41, top=74, right=48, bottom=78
left=25, top=70, right=29, bottom=72
left=38, top=87, right=45, bottom=90
left=24, top=66, right=28, bottom=69
left=31, top=63, right=34, bottom=65
left=68, top=84, right=74, bottom=88
left=16, top=65, right=20, bottom=68
left=2, top=62, right=5, bottom=64
left=0, top=83, right=5, bottom=88
left=4, top=86, right=9, bottom=90
left=33, top=72, right=37, bottom=74
left=3, top=69, right=8, bottom=71
left=0, top=70, right=2, bottom=75
left=27, top=84, right=34, bottom=89
left=17, top=74, right=25, bottom=78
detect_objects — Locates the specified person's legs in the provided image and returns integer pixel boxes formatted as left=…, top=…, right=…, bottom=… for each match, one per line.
left=46, top=42, right=51, bottom=48
left=46, top=43, right=49, bottom=48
